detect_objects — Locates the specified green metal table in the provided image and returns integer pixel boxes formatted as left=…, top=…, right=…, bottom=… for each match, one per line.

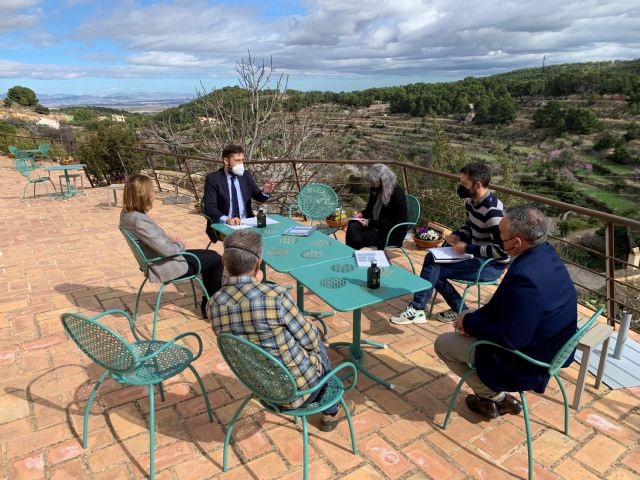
left=44, top=164, right=87, bottom=199
left=209, top=214, right=299, bottom=240
left=289, top=257, right=432, bottom=389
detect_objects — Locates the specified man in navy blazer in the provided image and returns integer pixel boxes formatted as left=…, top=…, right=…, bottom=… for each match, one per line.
left=435, top=205, right=577, bottom=419
left=203, top=144, right=273, bottom=242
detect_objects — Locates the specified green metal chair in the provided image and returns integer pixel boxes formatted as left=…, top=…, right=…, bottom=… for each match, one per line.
left=428, top=257, right=503, bottom=317
left=289, top=183, right=341, bottom=238
left=16, top=157, right=57, bottom=201
left=199, top=198, right=218, bottom=250
left=375, top=194, right=420, bottom=273
left=217, top=333, right=358, bottom=480
left=34, top=143, right=50, bottom=160
left=442, top=307, right=605, bottom=480
left=120, top=226, right=209, bottom=339
left=61, top=310, right=213, bottom=480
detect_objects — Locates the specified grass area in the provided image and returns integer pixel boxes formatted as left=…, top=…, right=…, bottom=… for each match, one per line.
left=581, top=152, right=636, bottom=175
left=573, top=182, right=639, bottom=211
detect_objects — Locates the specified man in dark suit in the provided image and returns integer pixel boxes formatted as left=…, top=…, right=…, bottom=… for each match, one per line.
left=202, top=144, right=274, bottom=241
left=435, top=205, right=577, bottom=419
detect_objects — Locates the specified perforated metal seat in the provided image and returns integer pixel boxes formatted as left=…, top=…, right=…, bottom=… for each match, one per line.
left=61, top=310, right=213, bottom=479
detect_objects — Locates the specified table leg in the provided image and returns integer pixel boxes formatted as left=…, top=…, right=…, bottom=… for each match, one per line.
left=573, top=345, right=591, bottom=410
left=295, top=280, right=334, bottom=323
left=64, top=171, right=72, bottom=198
left=595, top=336, right=611, bottom=389
left=330, top=308, right=394, bottom=389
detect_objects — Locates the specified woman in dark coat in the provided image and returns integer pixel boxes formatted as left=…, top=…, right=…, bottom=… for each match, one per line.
left=346, top=163, right=408, bottom=250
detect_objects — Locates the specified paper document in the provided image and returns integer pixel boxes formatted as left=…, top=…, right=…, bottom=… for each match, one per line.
left=354, top=250, right=390, bottom=267
left=283, top=226, right=317, bottom=236
left=227, top=224, right=252, bottom=231
left=345, top=217, right=363, bottom=222
left=429, top=246, right=473, bottom=263
left=243, top=217, right=279, bottom=226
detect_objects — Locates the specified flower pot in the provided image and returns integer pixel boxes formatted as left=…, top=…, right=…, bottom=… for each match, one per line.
left=325, top=218, right=347, bottom=229
left=412, top=236, right=442, bottom=249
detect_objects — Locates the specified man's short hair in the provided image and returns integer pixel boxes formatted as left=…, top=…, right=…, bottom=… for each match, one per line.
left=504, top=204, right=548, bottom=245
left=222, top=144, right=244, bottom=160
left=223, top=230, right=262, bottom=276
left=460, top=162, right=491, bottom=187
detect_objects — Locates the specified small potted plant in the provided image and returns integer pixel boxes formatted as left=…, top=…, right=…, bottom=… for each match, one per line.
left=413, top=226, right=443, bottom=249
left=325, top=209, right=348, bottom=229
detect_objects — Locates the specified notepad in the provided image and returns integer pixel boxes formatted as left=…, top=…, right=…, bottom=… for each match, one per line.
left=243, top=217, right=278, bottom=226
left=283, top=226, right=317, bottom=236
left=429, top=246, right=474, bottom=263
left=354, top=251, right=390, bottom=267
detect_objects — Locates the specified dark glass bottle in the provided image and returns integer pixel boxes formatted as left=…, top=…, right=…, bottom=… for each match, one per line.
left=256, top=207, right=267, bottom=228
left=367, top=260, right=380, bottom=289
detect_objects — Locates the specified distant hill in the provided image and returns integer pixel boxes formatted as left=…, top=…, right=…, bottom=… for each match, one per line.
left=37, top=92, right=194, bottom=113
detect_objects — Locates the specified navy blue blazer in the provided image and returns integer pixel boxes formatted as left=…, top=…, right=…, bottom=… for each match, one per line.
left=202, top=167, right=270, bottom=242
left=463, top=242, right=577, bottom=393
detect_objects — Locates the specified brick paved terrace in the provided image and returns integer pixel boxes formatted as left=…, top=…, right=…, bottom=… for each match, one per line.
left=1, top=155, right=639, bottom=480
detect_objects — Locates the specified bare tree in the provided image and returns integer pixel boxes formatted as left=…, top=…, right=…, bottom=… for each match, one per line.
left=148, top=52, right=347, bottom=214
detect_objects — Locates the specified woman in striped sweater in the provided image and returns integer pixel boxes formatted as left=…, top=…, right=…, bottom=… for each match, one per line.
left=391, top=162, right=509, bottom=325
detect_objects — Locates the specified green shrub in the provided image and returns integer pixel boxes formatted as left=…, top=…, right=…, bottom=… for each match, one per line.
left=609, top=145, right=636, bottom=164
left=593, top=132, right=621, bottom=150
left=3, top=97, right=12, bottom=107
left=34, top=103, right=49, bottom=114
left=7, top=86, right=37, bottom=107
left=76, top=123, right=143, bottom=186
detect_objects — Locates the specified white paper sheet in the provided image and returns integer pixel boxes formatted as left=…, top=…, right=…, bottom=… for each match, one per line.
left=354, top=251, right=390, bottom=267
left=429, top=246, right=473, bottom=263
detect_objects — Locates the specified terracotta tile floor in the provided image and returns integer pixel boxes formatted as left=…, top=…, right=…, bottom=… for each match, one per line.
left=1, top=156, right=639, bottom=479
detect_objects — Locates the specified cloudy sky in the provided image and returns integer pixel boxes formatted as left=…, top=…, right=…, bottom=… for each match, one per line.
left=1, top=0, right=639, bottom=96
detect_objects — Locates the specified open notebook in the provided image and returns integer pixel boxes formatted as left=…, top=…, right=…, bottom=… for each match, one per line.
left=429, top=246, right=473, bottom=263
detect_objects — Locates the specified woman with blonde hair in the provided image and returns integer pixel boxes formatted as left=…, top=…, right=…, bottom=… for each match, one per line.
left=120, top=174, right=223, bottom=318
left=346, top=163, right=408, bottom=250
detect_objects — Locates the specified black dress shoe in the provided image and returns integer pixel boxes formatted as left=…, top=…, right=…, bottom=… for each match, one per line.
left=495, top=393, right=522, bottom=416
left=200, top=296, right=208, bottom=319
left=465, top=394, right=499, bottom=420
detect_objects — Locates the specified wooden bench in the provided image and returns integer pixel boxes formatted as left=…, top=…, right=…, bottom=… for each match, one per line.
left=106, top=183, right=125, bottom=208
left=574, top=320, right=613, bottom=409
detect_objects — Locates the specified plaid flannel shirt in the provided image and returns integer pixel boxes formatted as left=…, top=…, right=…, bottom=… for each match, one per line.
left=209, top=276, right=327, bottom=409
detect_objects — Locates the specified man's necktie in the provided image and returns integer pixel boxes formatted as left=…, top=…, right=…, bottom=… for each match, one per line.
left=230, top=175, right=240, bottom=219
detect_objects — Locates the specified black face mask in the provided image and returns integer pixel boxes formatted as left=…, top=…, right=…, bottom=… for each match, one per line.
left=457, top=184, right=473, bottom=198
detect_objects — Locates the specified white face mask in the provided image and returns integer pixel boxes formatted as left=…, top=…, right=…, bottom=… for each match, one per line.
left=231, top=163, right=245, bottom=176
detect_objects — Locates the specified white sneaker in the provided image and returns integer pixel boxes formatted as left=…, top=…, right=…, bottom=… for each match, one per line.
left=435, top=309, right=458, bottom=323
left=390, top=305, right=427, bottom=325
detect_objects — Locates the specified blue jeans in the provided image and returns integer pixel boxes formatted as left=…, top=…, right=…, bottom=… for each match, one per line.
left=411, top=254, right=504, bottom=312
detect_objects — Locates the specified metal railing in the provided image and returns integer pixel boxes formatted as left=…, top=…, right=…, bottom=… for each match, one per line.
left=4, top=134, right=638, bottom=329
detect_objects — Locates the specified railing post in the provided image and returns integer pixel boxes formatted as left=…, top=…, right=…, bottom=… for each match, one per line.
left=401, top=166, right=410, bottom=194
left=145, top=151, right=162, bottom=192
left=180, top=155, right=199, bottom=202
left=605, top=222, right=616, bottom=327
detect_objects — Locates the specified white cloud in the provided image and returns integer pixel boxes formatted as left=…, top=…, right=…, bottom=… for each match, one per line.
left=2, top=0, right=640, bottom=83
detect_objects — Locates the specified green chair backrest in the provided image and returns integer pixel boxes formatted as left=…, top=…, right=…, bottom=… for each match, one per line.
left=61, top=313, right=137, bottom=373
left=39, top=143, right=50, bottom=154
left=406, top=194, right=420, bottom=224
left=119, top=226, right=152, bottom=275
left=548, top=307, right=605, bottom=375
left=15, top=158, right=36, bottom=178
left=217, top=333, right=298, bottom=405
left=8, top=145, right=18, bottom=156
left=296, top=183, right=338, bottom=221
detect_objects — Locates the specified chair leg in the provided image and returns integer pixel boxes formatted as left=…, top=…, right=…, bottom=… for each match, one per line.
left=134, top=277, right=149, bottom=320
left=22, top=182, right=29, bottom=202
left=302, top=415, right=309, bottom=480
left=401, top=247, right=415, bottom=273
left=83, top=371, right=109, bottom=448
left=428, top=293, right=437, bottom=318
left=443, top=370, right=474, bottom=429
left=157, top=382, right=165, bottom=402
left=340, top=397, right=358, bottom=454
left=520, top=392, right=533, bottom=480
left=555, top=374, right=570, bottom=435
left=458, top=286, right=472, bottom=315
left=153, top=284, right=168, bottom=339
left=188, top=365, right=214, bottom=422
left=223, top=394, right=253, bottom=471
left=476, top=284, right=482, bottom=310
left=190, top=279, right=197, bottom=308
left=149, top=384, right=155, bottom=480
left=193, top=277, right=210, bottom=301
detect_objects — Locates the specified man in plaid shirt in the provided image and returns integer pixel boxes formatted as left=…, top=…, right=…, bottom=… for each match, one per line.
left=209, top=229, right=352, bottom=431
